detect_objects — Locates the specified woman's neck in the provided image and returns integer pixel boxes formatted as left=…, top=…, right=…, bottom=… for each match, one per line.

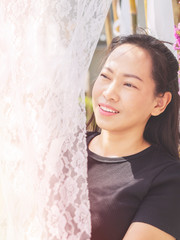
left=89, top=129, right=151, bottom=157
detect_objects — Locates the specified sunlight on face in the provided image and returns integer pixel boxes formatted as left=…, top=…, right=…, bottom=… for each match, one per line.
left=92, top=44, right=157, bottom=134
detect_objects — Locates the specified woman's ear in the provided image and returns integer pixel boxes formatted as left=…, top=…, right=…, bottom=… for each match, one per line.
left=151, top=92, right=172, bottom=116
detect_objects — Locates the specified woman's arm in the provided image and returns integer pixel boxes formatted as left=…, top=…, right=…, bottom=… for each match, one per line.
left=122, top=163, right=180, bottom=240
left=123, top=222, right=175, bottom=240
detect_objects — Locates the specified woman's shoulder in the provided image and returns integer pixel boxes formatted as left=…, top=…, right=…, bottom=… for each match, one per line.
left=152, top=157, right=180, bottom=185
left=150, top=143, right=180, bottom=164
left=146, top=144, right=180, bottom=180
left=86, top=131, right=100, bottom=144
left=86, top=131, right=100, bottom=137
left=133, top=152, right=180, bottom=239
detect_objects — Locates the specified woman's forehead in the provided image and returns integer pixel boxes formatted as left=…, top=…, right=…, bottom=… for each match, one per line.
left=104, top=43, right=153, bottom=80
left=107, top=43, right=150, bottom=62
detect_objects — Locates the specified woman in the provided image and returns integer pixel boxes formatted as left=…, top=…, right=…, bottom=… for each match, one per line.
left=87, top=34, right=180, bottom=240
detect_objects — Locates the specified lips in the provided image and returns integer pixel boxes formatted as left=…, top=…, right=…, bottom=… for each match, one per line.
left=98, top=103, right=119, bottom=116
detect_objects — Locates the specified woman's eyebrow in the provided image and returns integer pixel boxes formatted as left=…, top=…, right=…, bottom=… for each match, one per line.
left=103, top=67, right=143, bottom=82
left=104, top=67, right=114, bottom=73
left=123, top=73, right=143, bottom=82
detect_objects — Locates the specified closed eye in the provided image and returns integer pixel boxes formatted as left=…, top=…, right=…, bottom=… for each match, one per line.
left=124, top=83, right=137, bottom=88
left=100, top=73, right=109, bottom=79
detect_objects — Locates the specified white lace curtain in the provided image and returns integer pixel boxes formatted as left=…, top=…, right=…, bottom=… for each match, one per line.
left=0, top=1, right=111, bottom=239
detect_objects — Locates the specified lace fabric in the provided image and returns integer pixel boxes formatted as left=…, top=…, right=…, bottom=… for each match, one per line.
left=0, top=1, right=111, bottom=239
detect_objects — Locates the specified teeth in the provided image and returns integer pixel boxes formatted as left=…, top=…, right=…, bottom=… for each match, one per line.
left=100, top=105, right=118, bottom=113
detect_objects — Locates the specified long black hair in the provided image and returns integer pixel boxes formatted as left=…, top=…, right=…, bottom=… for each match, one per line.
left=88, top=34, right=180, bottom=159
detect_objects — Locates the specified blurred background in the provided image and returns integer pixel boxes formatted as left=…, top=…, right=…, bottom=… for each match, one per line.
left=85, top=0, right=180, bottom=125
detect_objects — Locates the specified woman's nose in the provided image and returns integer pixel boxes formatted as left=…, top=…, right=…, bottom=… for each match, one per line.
left=102, top=82, right=120, bottom=102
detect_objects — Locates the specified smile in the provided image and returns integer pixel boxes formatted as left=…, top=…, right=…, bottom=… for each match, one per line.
left=98, top=104, right=119, bottom=116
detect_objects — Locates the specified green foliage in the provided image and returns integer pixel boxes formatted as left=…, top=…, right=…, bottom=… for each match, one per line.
left=85, top=96, right=93, bottom=123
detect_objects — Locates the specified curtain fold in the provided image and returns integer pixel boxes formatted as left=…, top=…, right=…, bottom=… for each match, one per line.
left=147, top=0, right=175, bottom=53
left=0, top=1, right=112, bottom=239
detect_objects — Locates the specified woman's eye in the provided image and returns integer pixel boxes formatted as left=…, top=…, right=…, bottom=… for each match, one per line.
left=100, top=74, right=109, bottom=79
left=124, top=83, right=136, bottom=88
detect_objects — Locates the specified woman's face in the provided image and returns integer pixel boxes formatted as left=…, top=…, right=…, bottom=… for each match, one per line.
left=92, top=43, right=158, bottom=134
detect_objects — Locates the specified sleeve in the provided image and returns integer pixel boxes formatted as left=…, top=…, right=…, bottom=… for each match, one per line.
left=132, top=163, right=180, bottom=240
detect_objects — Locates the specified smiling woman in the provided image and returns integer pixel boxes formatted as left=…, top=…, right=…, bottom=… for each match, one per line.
left=87, top=34, right=180, bottom=240
left=92, top=43, right=161, bottom=145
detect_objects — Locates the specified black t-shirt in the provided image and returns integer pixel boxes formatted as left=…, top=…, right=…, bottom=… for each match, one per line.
left=87, top=132, right=180, bottom=240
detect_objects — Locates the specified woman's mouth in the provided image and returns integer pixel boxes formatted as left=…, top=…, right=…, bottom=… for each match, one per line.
left=98, top=104, right=119, bottom=116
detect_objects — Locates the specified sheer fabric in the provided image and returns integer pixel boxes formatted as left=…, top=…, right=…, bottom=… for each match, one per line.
left=113, top=0, right=131, bottom=36
left=146, top=0, right=175, bottom=53
left=0, top=1, right=111, bottom=239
